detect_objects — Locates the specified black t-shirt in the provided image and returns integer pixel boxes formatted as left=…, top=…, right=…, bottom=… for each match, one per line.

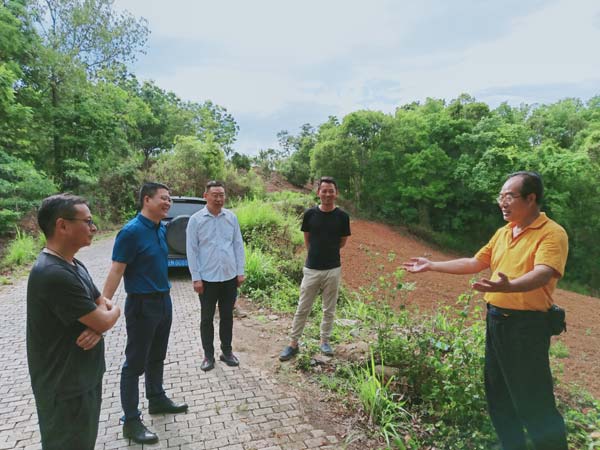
left=301, top=206, right=351, bottom=270
left=26, top=252, right=104, bottom=406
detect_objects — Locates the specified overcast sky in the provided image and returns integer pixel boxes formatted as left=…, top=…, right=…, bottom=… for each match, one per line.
left=116, top=0, right=600, bottom=155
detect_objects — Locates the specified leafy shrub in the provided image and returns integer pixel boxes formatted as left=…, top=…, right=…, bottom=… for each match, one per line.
left=383, top=311, right=495, bottom=448
left=277, top=254, right=305, bottom=283
left=235, top=199, right=303, bottom=255
left=92, top=153, right=143, bottom=223
left=223, top=165, right=265, bottom=199
left=559, top=389, right=600, bottom=450
left=147, top=135, right=225, bottom=197
left=0, top=209, right=20, bottom=234
left=236, top=200, right=284, bottom=233
left=266, top=190, right=314, bottom=217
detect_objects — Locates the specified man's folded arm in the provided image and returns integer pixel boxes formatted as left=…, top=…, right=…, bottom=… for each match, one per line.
left=78, top=299, right=121, bottom=334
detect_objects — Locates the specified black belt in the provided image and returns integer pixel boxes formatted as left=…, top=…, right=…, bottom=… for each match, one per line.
left=128, top=291, right=169, bottom=300
left=487, top=303, right=547, bottom=318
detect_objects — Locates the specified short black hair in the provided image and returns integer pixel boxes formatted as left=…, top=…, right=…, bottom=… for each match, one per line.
left=507, top=171, right=544, bottom=205
left=138, top=182, right=170, bottom=210
left=205, top=180, right=225, bottom=192
left=317, top=176, right=337, bottom=191
left=38, top=194, right=88, bottom=238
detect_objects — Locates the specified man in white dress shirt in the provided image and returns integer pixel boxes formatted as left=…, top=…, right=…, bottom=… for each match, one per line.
left=186, top=180, right=245, bottom=371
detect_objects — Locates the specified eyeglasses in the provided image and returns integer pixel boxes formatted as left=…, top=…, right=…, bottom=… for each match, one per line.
left=496, top=193, right=522, bottom=204
left=64, top=218, right=96, bottom=227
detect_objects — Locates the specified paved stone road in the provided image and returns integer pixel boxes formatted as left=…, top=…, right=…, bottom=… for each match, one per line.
left=0, top=237, right=341, bottom=450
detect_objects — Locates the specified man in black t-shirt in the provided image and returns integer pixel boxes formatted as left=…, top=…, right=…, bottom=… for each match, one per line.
left=280, top=177, right=351, bottom=361
left=27, top=194, right=121, bottom=450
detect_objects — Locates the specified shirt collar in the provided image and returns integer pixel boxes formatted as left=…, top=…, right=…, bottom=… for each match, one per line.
left=506, top=212, right=549, bottom=231
left=137, top=213, right=160, bottom=229
left=201, top=207, right=226, bottom=217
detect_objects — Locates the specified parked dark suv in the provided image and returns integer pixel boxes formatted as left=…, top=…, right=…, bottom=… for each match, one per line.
left=163, top=196, right=207, bottom=268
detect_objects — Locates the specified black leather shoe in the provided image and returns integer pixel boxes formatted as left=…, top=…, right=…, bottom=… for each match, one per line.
left=123, top=418, right=158, bottom=444
left=149, top=397, right=189, bottom=415
left=201, top=357, right=215, bottom=371
left=220, top=352, right=240, bottom=367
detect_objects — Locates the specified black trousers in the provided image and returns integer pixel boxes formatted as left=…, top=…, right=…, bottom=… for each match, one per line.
left=485, top=305, right=568, bottom=450
left=199, top=278, right=237, bottom=358
left=37, top=382, right=102, bottom=450
left=121, top=291, right=172, bottom=421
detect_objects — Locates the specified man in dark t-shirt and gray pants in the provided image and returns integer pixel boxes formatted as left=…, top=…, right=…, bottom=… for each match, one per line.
left=280, top=176, right=351, bottom=361
left=27, top=194, right=121, bottom=450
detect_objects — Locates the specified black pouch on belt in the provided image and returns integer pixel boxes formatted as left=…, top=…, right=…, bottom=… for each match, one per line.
left=547, top=304, right=567, bottom=335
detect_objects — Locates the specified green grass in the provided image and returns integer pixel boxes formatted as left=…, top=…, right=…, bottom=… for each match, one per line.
left=235, top=200, right=284, bottom=231
left=2, top=229, right=44, bottom=267
left=550, top=340, right=570, bottom=359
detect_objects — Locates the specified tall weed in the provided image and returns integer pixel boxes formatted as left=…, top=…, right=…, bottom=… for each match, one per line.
left=241, top=246, right=280, bottom=291
left=352, top=352, right=412, bottom=449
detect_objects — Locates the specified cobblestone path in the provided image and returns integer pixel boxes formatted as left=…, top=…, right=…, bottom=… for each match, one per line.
left=0, top=237, right=341, bottom=450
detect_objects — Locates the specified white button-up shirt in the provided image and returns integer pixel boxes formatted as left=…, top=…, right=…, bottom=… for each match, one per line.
left=186, top=207, right=245, bottom=282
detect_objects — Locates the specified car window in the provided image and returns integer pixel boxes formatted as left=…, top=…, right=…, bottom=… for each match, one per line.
left=167, top=202, right=205, bottom=218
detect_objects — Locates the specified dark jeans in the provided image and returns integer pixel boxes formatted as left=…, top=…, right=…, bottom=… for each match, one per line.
left=485, top=305, right=567, bottom=450
left=199, top=278, right=237, bottom=358
left=121, top=292, right=172, bottom=421
left=37, top=382, right=102, bottom=450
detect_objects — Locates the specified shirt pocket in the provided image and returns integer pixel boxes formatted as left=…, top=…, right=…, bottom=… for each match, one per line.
left=219, top=218, right=236, bottom=246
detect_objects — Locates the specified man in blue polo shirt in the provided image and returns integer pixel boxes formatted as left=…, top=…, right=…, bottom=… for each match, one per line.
left=103, top=182, right=188, bottom=445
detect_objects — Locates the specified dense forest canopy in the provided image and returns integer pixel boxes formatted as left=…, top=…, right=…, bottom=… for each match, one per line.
left=1, top=0, right=599, bottom=292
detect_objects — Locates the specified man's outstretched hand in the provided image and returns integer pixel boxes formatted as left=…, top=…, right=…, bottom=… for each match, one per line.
left=472, top=272, right=511, bottom=292
left=402, top=257, right=432, bottom=273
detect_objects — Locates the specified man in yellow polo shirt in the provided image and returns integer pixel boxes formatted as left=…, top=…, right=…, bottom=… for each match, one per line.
left=403, top=171, right=568, bottom=450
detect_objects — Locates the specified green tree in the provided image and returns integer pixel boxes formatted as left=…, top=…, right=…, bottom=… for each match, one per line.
left=278, top=123, right=316, bottom=187
left=0, top=0, right=37, bottom=157
left=230, top=151, right=252, bottom=171
left=148, top=135, right=225, bottom=196
left=310, top=124, right=356, bottom=198
left=527, top=98, right=588, bottom=148
left=184, top=100, right=238, bottom=156
left=27, top=0, right=149, bottom=183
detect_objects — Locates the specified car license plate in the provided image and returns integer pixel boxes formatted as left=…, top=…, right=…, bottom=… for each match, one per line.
left=168, top=258, right=188, bottom=267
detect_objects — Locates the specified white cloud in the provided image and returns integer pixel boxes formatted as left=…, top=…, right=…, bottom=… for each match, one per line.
left=380, top=0, right=600, bottom=102
left=118, top=0, right=420, bottom=66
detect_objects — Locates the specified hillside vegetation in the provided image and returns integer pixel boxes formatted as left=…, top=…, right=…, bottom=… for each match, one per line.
left=277, top=98, right=600, bottom=294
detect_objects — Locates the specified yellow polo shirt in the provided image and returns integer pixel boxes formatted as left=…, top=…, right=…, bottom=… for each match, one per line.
left=474, top=212, right=568, bottom=311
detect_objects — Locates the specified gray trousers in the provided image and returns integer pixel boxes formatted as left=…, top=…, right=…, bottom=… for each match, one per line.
left=290, top=267, right=342, bottom=343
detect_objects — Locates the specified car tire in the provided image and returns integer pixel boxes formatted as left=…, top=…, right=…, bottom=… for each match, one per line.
left=166, top=215, right=190, bottom=255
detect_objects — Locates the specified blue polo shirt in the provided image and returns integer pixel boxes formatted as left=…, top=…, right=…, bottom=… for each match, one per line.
left=112, top=213, right=171, bottom=294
